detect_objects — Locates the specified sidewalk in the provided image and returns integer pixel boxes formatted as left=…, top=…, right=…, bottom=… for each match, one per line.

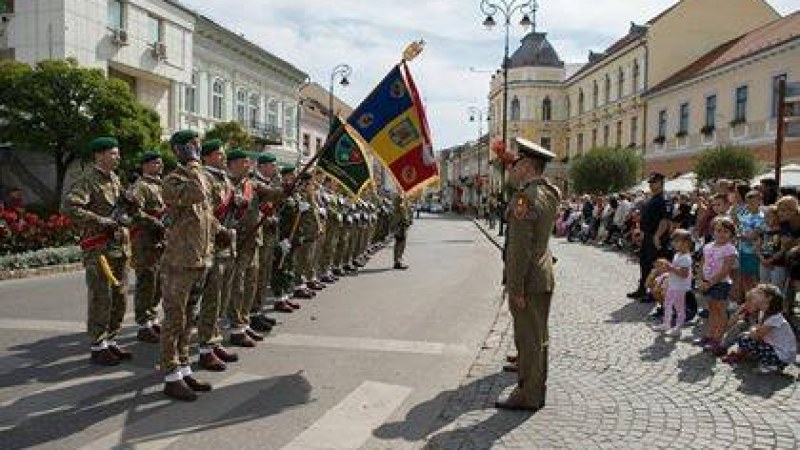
left=423, top=220, right=800, bottom=449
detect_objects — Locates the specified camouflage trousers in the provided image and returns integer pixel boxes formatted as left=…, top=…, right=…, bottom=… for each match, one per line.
left=318, top=221, right=339, bottom=274
left=253, top=230, right=278, bottom=312
left=133, top=264, right=161, bottom=326
left=333, top=225, right=350, bottom=268
left=295, top=238, right=317, bottom=283
left=160, top=265, right=206, bottom=374
left=193, top=256, right=233, bottom=346
left=84, top=253, right=129, bottom=345
left=228, top=242, right=259, bottom=330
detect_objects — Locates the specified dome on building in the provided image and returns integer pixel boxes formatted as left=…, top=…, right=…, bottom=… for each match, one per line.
left=508, top=31, right=564, bottom=69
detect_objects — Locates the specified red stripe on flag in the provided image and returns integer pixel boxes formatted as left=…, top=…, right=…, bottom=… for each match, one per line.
left=388, top=144, right=439, bottom=192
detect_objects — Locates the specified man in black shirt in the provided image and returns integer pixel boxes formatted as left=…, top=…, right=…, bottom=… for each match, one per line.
left=628, top=172, right=672, bottom=300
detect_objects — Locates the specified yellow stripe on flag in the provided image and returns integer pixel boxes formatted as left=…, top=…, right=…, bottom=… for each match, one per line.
left=368, top=108, right=423, bottom=166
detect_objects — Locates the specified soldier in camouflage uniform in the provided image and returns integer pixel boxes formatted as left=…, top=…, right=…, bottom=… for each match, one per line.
left=273, top=165, right=302, bottom=311
left=64, top=137, right=132, bottom=366
left=293, top=172, right=322, bottom=298
left=317, top=177, right=341, bottom=284
left=226, top=149, right=284, bottom=348
left=332, top=193, right=351, bottom=277
left=250, top=153, right=282, bottom=331
left=128, top=151, right=166, bottom=344
left=391, top=194, right=412, bottom=270
left=495, top=138, right=559, bottom=412
left=193, top=139, right=238, bottom=371
left=160, top=130, right=221, bottom=401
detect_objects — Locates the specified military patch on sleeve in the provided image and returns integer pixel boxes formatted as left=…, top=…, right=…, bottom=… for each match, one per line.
left=513, top=196, right=529, bottom=220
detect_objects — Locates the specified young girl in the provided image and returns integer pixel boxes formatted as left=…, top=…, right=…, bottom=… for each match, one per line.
left=723, top=284, right=797, bottom=373
left=654, top=229, right=694, bottom=336
left=696, top=217, right=738, bottom=351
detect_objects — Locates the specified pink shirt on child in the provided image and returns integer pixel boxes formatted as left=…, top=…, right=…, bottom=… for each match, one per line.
left=702, top=242, right=737, bottom=283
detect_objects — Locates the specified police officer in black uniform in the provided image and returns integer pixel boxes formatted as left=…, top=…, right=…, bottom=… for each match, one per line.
left=628, top=172, right=672, bottom=300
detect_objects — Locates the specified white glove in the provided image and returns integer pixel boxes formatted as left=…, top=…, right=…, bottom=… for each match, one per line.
left=279, top=239, right=292, bottom=254
left=318, top=207, right=327, bottom=217
left=299, top=201, right=310, bottom=212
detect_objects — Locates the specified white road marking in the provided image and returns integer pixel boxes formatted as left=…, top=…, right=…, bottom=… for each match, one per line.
left=79, top=372, right=267, bottom=450
left=282, top=381, right=412, bottom=450
left=0, top=313, right=135, bottom=334
left=266, top=333, right=469, bottom=356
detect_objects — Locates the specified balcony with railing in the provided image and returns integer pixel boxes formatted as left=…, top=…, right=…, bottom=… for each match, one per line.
left=245, top=121, right=283, bottom=145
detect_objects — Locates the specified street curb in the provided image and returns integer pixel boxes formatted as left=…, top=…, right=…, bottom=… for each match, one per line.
left=473, top=219, right=502, bottom=252
left=0, top=263, right=83, bottom=281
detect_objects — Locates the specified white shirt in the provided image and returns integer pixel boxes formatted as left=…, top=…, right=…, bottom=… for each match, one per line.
left=668, top=252, right=693, bottom=291
left=763, top=313, right=798, bottom=363
left=613, top=200, right=632, bottom=226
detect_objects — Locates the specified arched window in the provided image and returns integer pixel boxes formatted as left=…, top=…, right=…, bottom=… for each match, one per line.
left=236, top=89, right=247, bottom=123
left=632, top=60, right=640, bottom=94
left=212, top=78, right=224, bottom=120
left=604, top=75, right=611, bottom=104
left=267, top=99, right=279, bottom=128
left=617, top=67, right=625, bottom=99
left=592, top=81, right=599, bottom=108
left=249, top=94, right=260, bottom=128
left=578, top=89, right=585, bottom=114
left=510, top=97, right=520, bottom=121
left=542, top=97, right=552, bottom=121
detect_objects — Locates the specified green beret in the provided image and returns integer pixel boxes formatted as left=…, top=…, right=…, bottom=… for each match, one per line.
left=170, top=129, right=199, bottom=146
left=257, top=153, right=277, bottom=164
left=89, top=137, right=119, bottom=153
left=201, top=139, right=223, bottom=156
left=279, top=164, right=296, bottom=175
left=139, top=150, right=162, bottom=165
left=226, top=148, right=248, bottom=162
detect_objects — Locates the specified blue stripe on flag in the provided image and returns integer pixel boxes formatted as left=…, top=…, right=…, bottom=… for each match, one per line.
left=347, top=65, right=414, bottom=142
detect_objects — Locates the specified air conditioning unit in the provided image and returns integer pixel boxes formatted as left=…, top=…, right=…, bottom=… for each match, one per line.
left=111, top=28, right=128, bottom=46
left=151, top=42, right=167, bottom=60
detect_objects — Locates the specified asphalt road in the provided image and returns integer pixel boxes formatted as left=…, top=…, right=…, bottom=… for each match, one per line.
left=0, top=214, right=502, bottom=450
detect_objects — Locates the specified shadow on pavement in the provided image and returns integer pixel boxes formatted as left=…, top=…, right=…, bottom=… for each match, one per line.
left=639, top=333, right=679, bottom=362
left=605, top=300, right=652, bottom=324
left=357, top=267, right=395, bottom=275
left=373, top=371, right=525, bottom=449
left=1, top=370, right=311, bottom=449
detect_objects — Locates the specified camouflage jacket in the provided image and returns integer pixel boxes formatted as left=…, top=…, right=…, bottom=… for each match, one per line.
left=128, top=174, right=165, bottom=267
left=161, top=162, right=219, bottom=268
left=63, top=166, right=129, bottom=258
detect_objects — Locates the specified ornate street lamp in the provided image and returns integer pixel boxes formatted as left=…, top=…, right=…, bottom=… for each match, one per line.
left=468, top=106, right=487, bottom=204
left=329, top=63, right=352, bottom=132
left=479, top=0, right=537, bottom=235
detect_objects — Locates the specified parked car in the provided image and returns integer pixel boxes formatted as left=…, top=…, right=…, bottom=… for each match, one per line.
left=428, top=202, right=444, bottom=213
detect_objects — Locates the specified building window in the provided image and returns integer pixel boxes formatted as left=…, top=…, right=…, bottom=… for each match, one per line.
left=591, top=129, right=597, bottom=148
left=603, top=125, right=609, bottom=147
left=147, top=15, right=162, bottom=44
left=211, top=79, right=224, bottom=120
left=616, top=121, right=622, bottom=147
left=249, top=94, right=260, bottom=128
left=315, top=137, right=323, bottom=151
left=183, top=71, right=197, bottom=113
left=108, top=0, right=124, bottom=29
left=0, top=0, right=15, bottom=15
left=592, top=81, right=599, bottom=108
left=302, top=133, right=311, bottom=156
left=632, top=61, right=640, bottom=94
left=678, top=103, right=689, bottom=134
left=577, top=133, right=584, bottom=153
left=617, top=68, right=625, bottom=99
left=734, top=86, right=748, bottom=123
left=267, top=100, right=279, bottom=127
left=705, top=95, right=716, bottom=128
left=630, top=117, right=638, bottom=146
left=284, top=105, right=295, bottom=139
left=604, top=75, right=611, bottom=104
left=657, top=110, right=667, bottom=138
left=772, top=74, right=787, bottom=118
left=578, top=89, right=585, bottom=114
left=540, top=137, right=551, bottom=150
left=236, top=89, right=247, bottom=124
left=542, top=97, right=552, bottom=121
left=510, top=97, right=520, bottom=121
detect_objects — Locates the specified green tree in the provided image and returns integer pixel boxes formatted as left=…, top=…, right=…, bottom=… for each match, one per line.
left=568, top=147, right=642, bottom=194
left=0, top=59, right=162, bottom=209
left=204, top=121, right=253, bottom=149
left=694, top=146, right=758, bottom=185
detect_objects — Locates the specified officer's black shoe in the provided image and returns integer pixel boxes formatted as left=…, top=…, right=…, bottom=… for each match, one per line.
left=648, top=306, right=664, bottom=319
left=626, top=289, right=646, bottom=300
left=394, top=262, right=409, bottom=270
left=90, top=349, right=120, bottom=366
left=639, top=293, right=655, bottom=303
left=164, top=380, right=197, bottom=401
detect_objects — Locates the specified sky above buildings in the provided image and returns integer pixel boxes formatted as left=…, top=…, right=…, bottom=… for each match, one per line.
left=179, top=0, right=797, bottom=149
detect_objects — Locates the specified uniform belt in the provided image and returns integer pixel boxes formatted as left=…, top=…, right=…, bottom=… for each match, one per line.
left=79, top=234, right=109, bottom=251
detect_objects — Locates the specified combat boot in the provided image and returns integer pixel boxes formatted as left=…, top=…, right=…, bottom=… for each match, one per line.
left=230, top=332, right=256, bottom=348
left=90, top=349, right=120, bottom=366
left=245, top=328, right=265, bottom=342
left=199, top=352, right=226, bottom=371
left=107, top=344, right=133, bottom=360
left=249, top=314, right=274, bottom=332
left=164, top=379, right=197, bottom=401
left=184, top=375, right=212, bottom=392
left=332, top=267, right=344, bottom=277
left=274, top=300, right=294, bottom=313
left=213, top=345, right=239, bottom=363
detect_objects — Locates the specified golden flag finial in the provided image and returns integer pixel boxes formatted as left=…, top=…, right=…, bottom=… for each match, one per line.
left=402, top=39, right=425, bottom=62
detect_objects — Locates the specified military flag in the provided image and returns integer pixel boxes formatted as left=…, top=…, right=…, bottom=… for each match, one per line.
left=347, top=58, right=438, bottom=194
left=317, top=116, right=373, bottom=196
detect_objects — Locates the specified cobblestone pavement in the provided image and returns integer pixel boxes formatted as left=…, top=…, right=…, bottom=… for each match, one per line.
left=422, top=221, right=800, bottom=450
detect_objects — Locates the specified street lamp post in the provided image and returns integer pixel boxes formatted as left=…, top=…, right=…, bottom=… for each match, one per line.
left=468, top=106, right=486, bottom=215
left=296, top=77, right=312, bottom=165
left=479, top=0, right=536, bottom=236
left=329, top=63, right=352, bottom=132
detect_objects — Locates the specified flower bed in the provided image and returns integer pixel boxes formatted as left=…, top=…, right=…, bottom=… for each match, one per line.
left=0, top=208, right=79, bottom=255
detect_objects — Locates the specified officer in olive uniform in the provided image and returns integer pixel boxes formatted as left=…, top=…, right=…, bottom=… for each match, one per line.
left=160, top=130, right=221, bottom=401
left=496, top=137, right=560, bottom=412
left=64, top=137, right=132, bottom=366
left=391, top=195, right=412, bottom=270
left=129, top=150, right=166, bottom=344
